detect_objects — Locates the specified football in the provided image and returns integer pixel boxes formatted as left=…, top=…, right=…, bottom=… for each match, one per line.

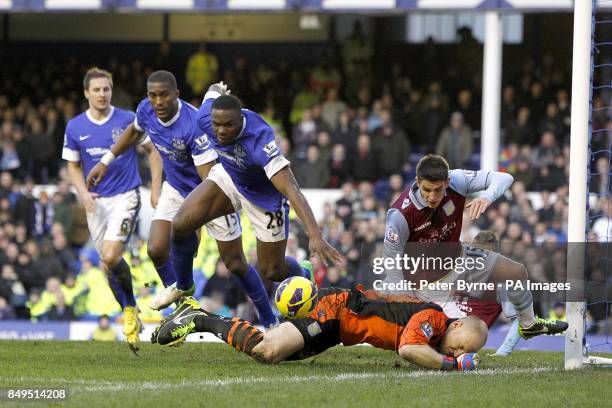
left=274, top=277, right=318, bottom=319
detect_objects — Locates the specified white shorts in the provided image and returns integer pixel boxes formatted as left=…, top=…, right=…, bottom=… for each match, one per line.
left=207, top=163, right=289, bottom=242
left=87, top=189, right=140, bottom=252
left=152, top=181, right=242, bottom=242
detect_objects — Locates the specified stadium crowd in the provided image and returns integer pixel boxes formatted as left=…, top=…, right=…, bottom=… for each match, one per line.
left=0, top=37, right=610, bottom=332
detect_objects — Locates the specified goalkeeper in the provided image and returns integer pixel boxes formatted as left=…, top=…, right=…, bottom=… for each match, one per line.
left=153, top=287, right=487, bottom=371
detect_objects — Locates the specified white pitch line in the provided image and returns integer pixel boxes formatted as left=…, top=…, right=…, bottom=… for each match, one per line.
left=0, top=367, right=554, bottom=393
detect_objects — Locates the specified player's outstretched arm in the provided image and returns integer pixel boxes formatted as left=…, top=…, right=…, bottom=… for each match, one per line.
left=143, top=142, right=163, bottom=209
left=66, top=161, right=98, bottom=213
left=85, top=123, right=145, bottom=189
left=270, top=167, right=343, bottom=267
left=452, top=169, right=514, bottom=220
left=399, top=344, right=479, bottom=371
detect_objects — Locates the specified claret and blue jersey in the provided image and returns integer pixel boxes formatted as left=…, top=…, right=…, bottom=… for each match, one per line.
left=62, top=107, right=141, bottom=197
left=197, top=93, right=290, bottom=212
left=134, top=98, right=218, bottom=198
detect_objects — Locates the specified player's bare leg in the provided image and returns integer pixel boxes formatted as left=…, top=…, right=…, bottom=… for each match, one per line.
left=256, top=239, right=313, bottom=282
left=153, top=298, right=302, bottom=363
left=100, top=240, right=141, bottom=353
left=217, top=238, right=278, bottom=327
left=489, top=255, right=568, bottom=338
left=151, top=180, right=235, bottom=310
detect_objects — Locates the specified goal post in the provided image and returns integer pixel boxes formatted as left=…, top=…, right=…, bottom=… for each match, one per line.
left=565, top=0, right=612, bottom=369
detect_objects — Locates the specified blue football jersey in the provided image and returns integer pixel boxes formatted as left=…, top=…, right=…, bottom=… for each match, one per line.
left=62, top=107, right=141, bottom=197
left=197, top=93, right=290, bottom=212
left=134, top=99, right=217, bottom=198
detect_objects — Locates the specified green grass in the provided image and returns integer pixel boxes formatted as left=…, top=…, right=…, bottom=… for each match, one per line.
left=0, top=341, right=610, bottom=407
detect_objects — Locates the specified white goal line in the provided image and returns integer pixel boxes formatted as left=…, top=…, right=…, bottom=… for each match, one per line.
left=1, top=368, right=553, bottom=393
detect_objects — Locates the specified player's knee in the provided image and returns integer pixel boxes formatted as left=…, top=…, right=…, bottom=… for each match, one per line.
left=147, top=241, right=168, bottom=265
left=171, top=214, right=191, bottom=240
left=99, top=248, right=122, bottom=269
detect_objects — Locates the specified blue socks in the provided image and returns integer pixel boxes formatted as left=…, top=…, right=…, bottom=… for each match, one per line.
left=285, top=256, right=310, bottom=280
left=155, top=260, right=176, bottom=288
left=238, top=265, right=276, bottom=327
left=108, top=258, right=136, bottom=308
left=171, top=232, right=199, bottom=291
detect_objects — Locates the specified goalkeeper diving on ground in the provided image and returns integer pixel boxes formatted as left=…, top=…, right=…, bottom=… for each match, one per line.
left=152, top=287, right=487, bottom=371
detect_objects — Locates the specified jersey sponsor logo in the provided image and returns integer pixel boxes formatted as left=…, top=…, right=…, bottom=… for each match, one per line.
left=401, top=198, right=410, bottom=209
left=442, top=200, right=455, bottom=216
left=234, top=144, right=247, bottom=168
left=195, top=134, right=211, bottom=150
left=413, top=221, right=432, bottom=232
left=79, top=134, right=92, bottom=141
left=385, top=227, right=399, bottom=243
left=85, top=147, right=109, bottom=156
left=172, top=138, right=187, bottom=151
left=420, top=321, right=433, bottom=339
left=464, top=170, right=477, bottom=177
left=263, top=140, right=279, bottom=158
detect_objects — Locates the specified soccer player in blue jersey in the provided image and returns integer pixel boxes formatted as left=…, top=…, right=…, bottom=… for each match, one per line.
left=154, top=83, right=342, bottom=311
left=86, top=71, right=277, bottom=327
left=62, top=67, right=162, bottom=352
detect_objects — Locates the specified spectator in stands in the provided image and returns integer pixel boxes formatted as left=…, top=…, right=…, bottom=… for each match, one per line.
left=317, top=130, right=333, bottom=165
left=454, top=89, right=480, bottom=131
left=202, top=259, right=247, bottom=315
left=26, top=117, right=55, bottom=183
left=13, top=180, right=37, bottom=236
left=321, top=266, right=351, bottom=289
left=435, top=112, right=473, bottom=168
left=329, top=144, right=349, bottom=188
left=592, top=197, right=612, bottom=243
left=309, top=59, right=342, bottom=97
left=321, top=88, right=347, bottom=132
left=506, top=107, right=534, bottom=146
left=91, top=314, right=118, bottom=341
left=185, top=43, right=218, bottom=98
left=0, top=296, right=15, bottom=320
left=295, top=145, right=330, bottom=188
left=531, top=131, right=561, bottom=168
left=372, top=109, right=410, bottom=177
left=350, top=133, right=379, bottom=182
left=341, top=21, right=374, bottom=95
left=47, top=291, right=75, bottom=321
left=501, top=85, right=518, bottom=131
left=332, top=110, right=357, bottom=152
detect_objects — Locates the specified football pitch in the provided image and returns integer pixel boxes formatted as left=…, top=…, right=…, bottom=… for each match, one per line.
left=0, top=341, right=610, bottom=407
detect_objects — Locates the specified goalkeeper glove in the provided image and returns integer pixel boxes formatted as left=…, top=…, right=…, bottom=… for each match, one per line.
left=456, top=353, right=480, bottom=371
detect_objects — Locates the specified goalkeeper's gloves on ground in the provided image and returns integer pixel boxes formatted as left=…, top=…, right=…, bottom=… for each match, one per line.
left=442, top=353, right=480, bottom=371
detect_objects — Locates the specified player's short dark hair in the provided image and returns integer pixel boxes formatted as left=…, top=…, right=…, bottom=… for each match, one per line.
left=83, top=67, right=113, bottom=90
left=416, top=154, right=449, bottom=181
left=147, top=70, right=177, bottom=91
left=212, top=95, right=242, bottom=112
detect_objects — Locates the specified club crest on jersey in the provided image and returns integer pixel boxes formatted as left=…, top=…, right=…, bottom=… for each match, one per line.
left=263, top=140, right=279, bottom=158
left=442, top=200, right=455, bottom=216
left=195, top=134, right=211, bottom=150
left=385, top=227, right=399, bottom=243
left=421, top=322, right=433, bottom=338
left=111, top=127, right=124, bottom=143
left=401, top=198, right=410, bottom=209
